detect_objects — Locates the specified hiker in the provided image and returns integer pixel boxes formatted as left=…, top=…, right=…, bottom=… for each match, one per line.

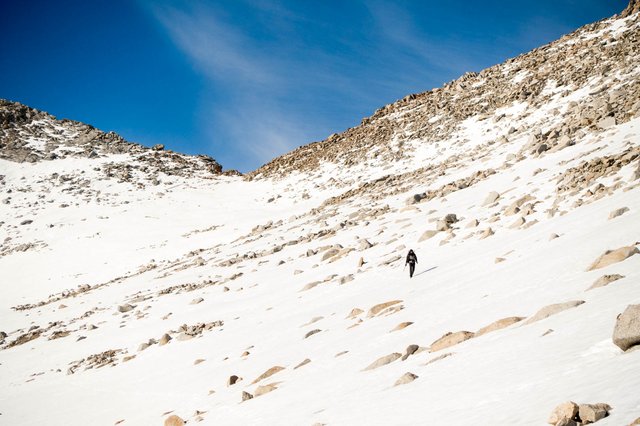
left=405, top=249, right=418, bottom=278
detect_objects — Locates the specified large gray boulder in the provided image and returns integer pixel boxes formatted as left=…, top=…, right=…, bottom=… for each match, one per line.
left=613, top=304, right=640, bottom=351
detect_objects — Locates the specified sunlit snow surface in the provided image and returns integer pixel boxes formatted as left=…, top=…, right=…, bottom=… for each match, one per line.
left=1, top=15, right=640, bottom=426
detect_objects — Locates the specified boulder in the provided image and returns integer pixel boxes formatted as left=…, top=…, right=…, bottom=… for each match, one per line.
left=587, top=246, right=639, bottom=271
left=359, top=239, right=373, bottom=250
left=251, top=366, right=285, bottom=384
left=524, top=301, right=585, bottom=325
left=480, top=228, right=494, bottom=239
left=254, top=383, right=278, bottom=397
left=158, top=333, right=172, bottom=345
left=548, top=401, right=578, bottom=425
left=429, top=331, right=475, bottom=352
left=367, top=300, right=402, bottom=317
left=164, top=415, right=185, bottom=426
left=401, top=344, right=420, bottom=361
left=117, top=304, right=135, bottom=313
left=363, top=353, right=402, bottom=371
left=578, top=403, right=611, bottom=424
left=476, top=316, right=525, bottom=336
left=608, top=207, right=629, bottom=219
left=586, top=274, right=624, bottom=291
left=613, top=304, right=640, bottom=351
left=482, top=191, right=500, bottom=206
left=394, top=372, right=418, bottom=386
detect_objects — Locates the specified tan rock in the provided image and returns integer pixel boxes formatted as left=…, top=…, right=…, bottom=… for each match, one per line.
left=482, top=191, right=500, bottom=206
left=608, top=207, right=629, bottom=219
left=587, top=246, right=639, bottom=270
left=367, top=300, right=403, bottom=317
left=321, top=248, right=340, bottom=261
left=304, top=328, right=321, bottom=339
left=363, top=353, right=402, bottom=370
left=251, top=366, right=285, bottom=384
left=586, top=274, right=624, bottom=291
left=613, top=304, right=640, bottom=351
left=242, top=391, right=253, bottom=402
left=158, top=333, right=172, bottom=345
left=394, top=372, right=418, bottom=386
left=578, top=403, right=611, bottom=424
left=548, top=401, right=578, bottom=425
left=294, top=359, right=311, bottom=369
left=480, top=227, right=494, bottom=239
left=524, top=301, right=585, bottom=325
left=164, top=415, right=185, bottom=426
left=401, top=344, right=420, bottom=361
left=347, top=308, right=364, bottom=319
left=254, top=383, right=279, bottom=397
left=390, top=321, right=413, bottom=332
left=476, top=316, right=525, bottom=336
left=429, top=331, right=475, bottom=352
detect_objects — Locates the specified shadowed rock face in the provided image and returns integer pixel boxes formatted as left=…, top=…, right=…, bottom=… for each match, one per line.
left=622, top=0, right=640, bottom=18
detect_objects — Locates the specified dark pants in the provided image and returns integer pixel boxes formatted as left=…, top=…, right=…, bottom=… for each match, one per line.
left=409, top=262, right=415, bottom=278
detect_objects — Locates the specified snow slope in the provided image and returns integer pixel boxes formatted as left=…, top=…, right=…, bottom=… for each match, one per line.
left=1, top=8, right=640, bottom=426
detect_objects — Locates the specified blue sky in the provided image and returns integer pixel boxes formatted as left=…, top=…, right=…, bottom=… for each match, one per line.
left=1, top=1, right=628, bottom=172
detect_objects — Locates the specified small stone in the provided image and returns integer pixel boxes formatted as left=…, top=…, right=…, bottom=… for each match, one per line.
left=401, top=344, right=420, bottom=361
left=190, top=297, right=204, bottom=305
left=608, top=207, right=629, bottom=219
left=227, top=375, right=241, bottom=386
left=164, top=415, right=185, bottom=426
left=587, top=274, right=624, bottom=291
left=242, top=391, right=254, bottom=402
left=117, top=304, right=135, bottom=313
left=304, top=329, right=321, bottom=339
left=254, top=383, right=278, bottom=397
left=394, top=372, right=418, bottom=386
left=363, top=353, right=402, bottom=371
left=158, top=333, right=172, bottom=345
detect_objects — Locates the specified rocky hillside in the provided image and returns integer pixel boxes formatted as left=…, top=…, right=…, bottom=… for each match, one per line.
left=250, top=5, right=640, bottom=183
left=0, top=99, right=223, bottom=184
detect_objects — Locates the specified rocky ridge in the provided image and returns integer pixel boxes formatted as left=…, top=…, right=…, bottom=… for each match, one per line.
left=249, top=9, right=640, bottom=182
left=0, top=99, right=224, bottom=184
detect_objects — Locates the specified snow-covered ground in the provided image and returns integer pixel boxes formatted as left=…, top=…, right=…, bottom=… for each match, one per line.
left=2, top=9, right=640, bottom=426
left=1, top=108, right=639, bottom=424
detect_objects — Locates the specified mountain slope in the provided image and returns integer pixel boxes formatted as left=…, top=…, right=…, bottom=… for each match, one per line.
left=1, top=5, right=640, bottom=426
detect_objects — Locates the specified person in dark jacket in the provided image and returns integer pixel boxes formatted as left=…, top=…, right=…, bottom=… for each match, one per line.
left=405, top=249, right=418, bottom=278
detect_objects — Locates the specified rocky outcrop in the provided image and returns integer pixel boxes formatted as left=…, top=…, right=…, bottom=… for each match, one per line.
left=0, top=100, right=224, bottom=179
left=249, top=8, right=640, bottom=180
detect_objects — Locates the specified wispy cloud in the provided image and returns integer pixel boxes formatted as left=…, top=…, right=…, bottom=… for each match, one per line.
left=145, top=1, right=354, bottom=170
left=143, top=1, right=568, bottom=171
